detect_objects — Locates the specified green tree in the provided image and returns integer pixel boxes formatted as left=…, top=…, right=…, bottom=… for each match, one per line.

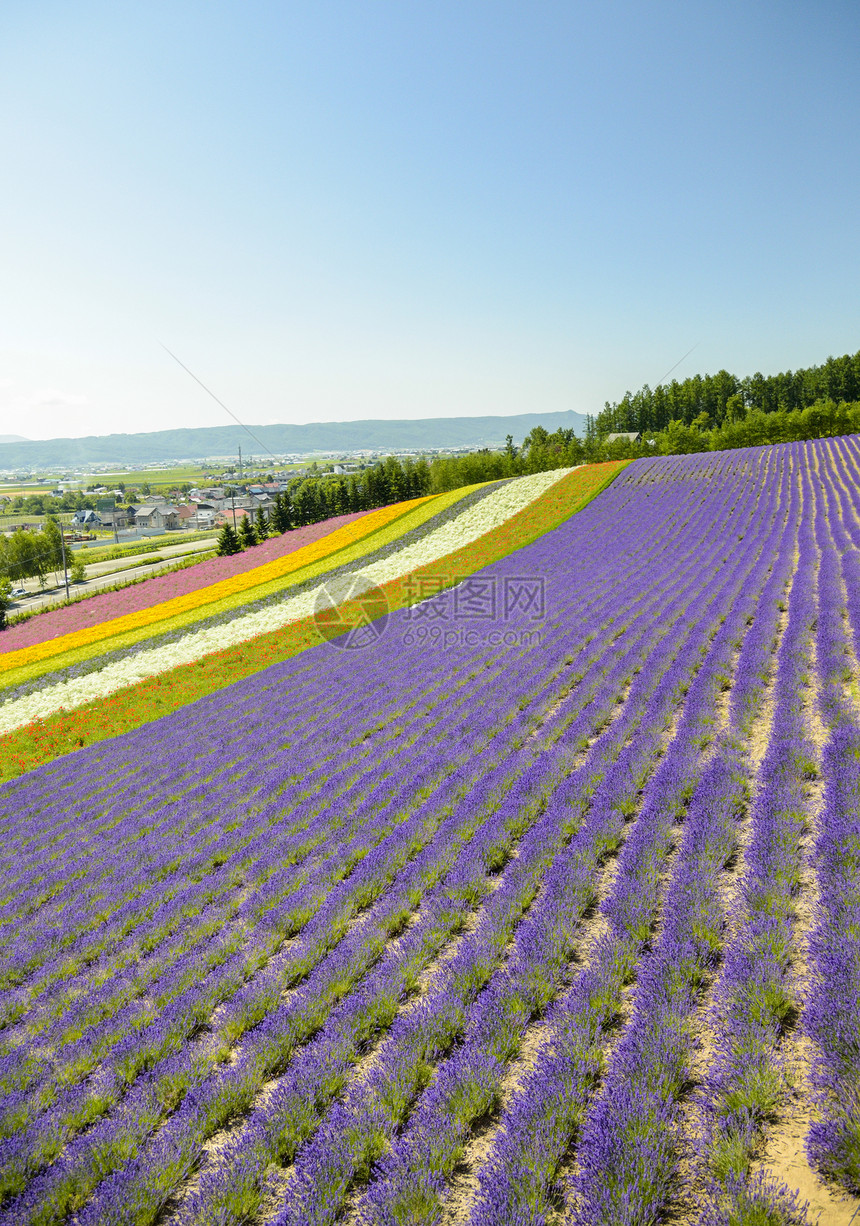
left=270, top=493, right=289, bottom=534
left=0, top=578, right=11, bottom=632
left=254, top=505, right=269, bottom=544
left=70, top=556, right=86, bottom=584
left=238, top=515, right=256, bottom=550
left=42, top=518, right=65, bottom=581
left=216, top=522, right=240, bottom=556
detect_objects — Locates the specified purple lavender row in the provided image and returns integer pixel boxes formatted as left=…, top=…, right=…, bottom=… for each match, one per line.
left=270, top=480, right=781, bottom=1226
left=690, top=475, right=818, bottom=1222
left=0, top=561, right=677, bottom=1221
left=63, top=490, right=740, bottom=1226
left=567, top=450, right=796, bottom=1224
left=569, top=735, right=749, bottom=1225
left=802, top=440, right=860, bottom=1194
left=468, top=446, right=796, bottom=1225
left=347, top=453, right=793, bottom=1225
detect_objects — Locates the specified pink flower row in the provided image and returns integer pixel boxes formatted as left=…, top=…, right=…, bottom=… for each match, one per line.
left=0, top=512, right=370, bottom=653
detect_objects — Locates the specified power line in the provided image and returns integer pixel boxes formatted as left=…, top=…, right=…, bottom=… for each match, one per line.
left=159, top=344, right=284, bottom=467
left=654, top=343, right=700, bottom=389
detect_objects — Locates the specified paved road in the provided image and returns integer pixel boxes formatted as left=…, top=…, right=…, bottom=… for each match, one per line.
left=9, top=535, right=219, bottom=614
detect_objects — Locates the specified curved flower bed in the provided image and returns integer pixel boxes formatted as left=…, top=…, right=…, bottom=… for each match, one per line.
left=0, top=471, right=572, bottom=736
left=0, top=463, right=624, bottom=778
left=0, top=483, right=499, bottom=710
left=0, top=500, right=434, bottom=675
left=0, top=512, right=372, bottom=653
left=0, top=487, right=485, bottom=694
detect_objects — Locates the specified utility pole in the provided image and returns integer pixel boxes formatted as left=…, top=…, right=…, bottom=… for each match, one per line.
left=238, top=445, right=243, bottom=486
left=59, top=522, right=70, bottom=603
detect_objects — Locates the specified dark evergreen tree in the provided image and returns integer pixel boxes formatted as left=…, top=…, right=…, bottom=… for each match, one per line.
left=238, top=515, right=256, bottom=549
left=254, top=505, right=269, bottom=544
left=271, top=492, right=291, bottom=533
left=216, top=522, right=240, bottom=556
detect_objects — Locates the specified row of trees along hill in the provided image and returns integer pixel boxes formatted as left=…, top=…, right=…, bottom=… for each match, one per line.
left=592, top=348, right=860, bottom=432
left=218, top=354, right=860, bottom=555
left=0, top=520, right=84, bottom=586
left=0, top=521, right=85, bottom=628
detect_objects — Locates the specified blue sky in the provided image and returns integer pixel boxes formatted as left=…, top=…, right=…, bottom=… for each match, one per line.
left=1, top=0, right=858, bottom=441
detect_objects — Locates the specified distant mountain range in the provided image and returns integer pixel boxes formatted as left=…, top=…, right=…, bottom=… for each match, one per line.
left=0, top=411, right=589, bottom=470
left=0, top=435, right=28, bottom=445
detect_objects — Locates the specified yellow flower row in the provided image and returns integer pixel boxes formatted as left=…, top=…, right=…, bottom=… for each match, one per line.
left=0, top=497, right=434, bottom=675
left=0, top=487, right=485, bottom=692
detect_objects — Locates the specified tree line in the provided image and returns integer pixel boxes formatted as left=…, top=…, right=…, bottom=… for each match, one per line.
left=0, top=520, right=85, bottom=586
left=217, top=391, right=860, bottom=556
left=592, top=349, right=860, bottom=436
left=0, top=521, right=86, bottom=628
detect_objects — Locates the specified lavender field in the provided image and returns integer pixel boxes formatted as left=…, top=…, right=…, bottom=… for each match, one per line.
left=0, top=438, right=859, bottom=1226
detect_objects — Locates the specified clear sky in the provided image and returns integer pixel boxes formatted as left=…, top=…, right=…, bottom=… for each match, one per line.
left=1, top=0, right=858, bottom=441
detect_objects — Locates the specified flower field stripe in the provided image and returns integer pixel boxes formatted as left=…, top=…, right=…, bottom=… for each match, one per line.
left=0, top=464, right=624, bottom=781
left=466, top=447, right=800, bottom=1224
left=73, top=504, right=751, bottom=1226
left=0, top=472, right=566, bottom=721
left=0, top=465, right=726, bottom=1216
left=0, top=484, right=499, bottom=708
left=195, top=453, right=785, bottom=1226
left=0, top=512, right=374, bottom=655
left=0, top=476, right=536, bottom=693
left=0, top=493, right=445, bottom=687
left=0, top=498, right=435, bottom=674
left=803, top=438, right=860, bottom=1196
left=2, top=441, right=858, bottom=1222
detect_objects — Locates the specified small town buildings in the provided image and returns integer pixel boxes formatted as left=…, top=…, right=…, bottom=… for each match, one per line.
left=70, top=508, right=101, bottom=528
left=134, top=504, right=180, bottom=531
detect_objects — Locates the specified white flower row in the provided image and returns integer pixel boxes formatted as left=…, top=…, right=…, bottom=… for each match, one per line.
left=0, top=470, right=573, bottom=736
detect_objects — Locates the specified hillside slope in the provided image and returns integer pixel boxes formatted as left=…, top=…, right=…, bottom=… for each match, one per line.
left=0, top=440, right=857, bottom=1225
